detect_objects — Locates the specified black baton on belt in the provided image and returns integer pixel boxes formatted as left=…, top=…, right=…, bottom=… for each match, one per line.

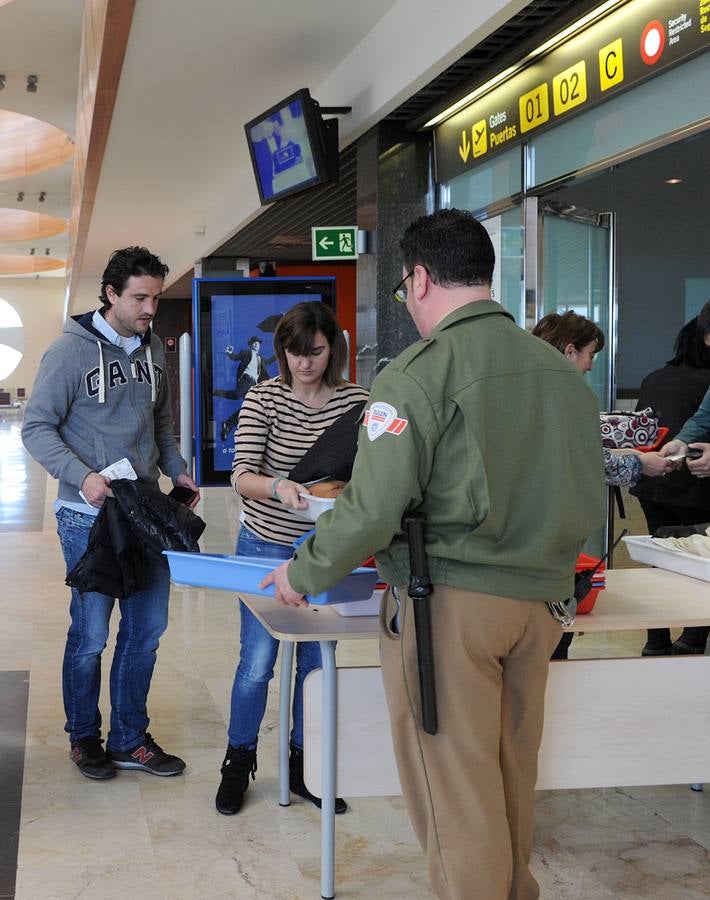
left=403, top=512, right=438, bottom=735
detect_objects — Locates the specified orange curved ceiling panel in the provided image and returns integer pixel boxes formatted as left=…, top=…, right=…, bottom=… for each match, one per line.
left=0, top=110, right=74, bottom=180
left=0, top=254, right=65, bottom=274
left=0, top=208, right=67, bottom=241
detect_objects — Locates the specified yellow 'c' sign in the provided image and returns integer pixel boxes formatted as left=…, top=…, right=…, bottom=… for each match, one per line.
left=599, top=38, right=624, bottom=91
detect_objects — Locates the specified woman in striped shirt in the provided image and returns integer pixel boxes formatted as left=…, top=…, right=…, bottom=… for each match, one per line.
left=216, top=301, right=368, bottom=817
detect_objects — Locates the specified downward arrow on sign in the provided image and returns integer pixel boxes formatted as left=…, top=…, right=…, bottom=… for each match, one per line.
left=458, top=129, right=470, bottom=163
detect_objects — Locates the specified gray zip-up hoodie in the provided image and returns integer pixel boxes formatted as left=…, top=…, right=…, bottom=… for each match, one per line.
left=22, top=311, right=187, bottom=503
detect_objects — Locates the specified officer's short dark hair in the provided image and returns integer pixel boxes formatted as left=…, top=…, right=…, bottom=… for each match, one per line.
left=399, top=209, right=495, bottom=288
left=99, top=247, right=169, bottom=310
left=274, top=301, right=347, bottom=388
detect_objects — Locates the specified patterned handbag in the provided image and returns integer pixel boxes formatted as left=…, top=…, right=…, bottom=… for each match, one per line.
left=599, top=407, right=660, bottom=449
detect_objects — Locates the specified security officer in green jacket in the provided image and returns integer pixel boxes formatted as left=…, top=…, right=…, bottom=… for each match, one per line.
left=264, top=209, right=606, bottom=900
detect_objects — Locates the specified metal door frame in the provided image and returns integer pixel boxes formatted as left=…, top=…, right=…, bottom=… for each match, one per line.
left=524, top=192, right=618, bottom=557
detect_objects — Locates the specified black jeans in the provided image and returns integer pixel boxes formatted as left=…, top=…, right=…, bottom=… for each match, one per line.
left=640, top=498, right=710, bottom=650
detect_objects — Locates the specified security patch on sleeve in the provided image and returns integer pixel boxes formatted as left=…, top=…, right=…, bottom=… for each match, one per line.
left=363, top=402, right=408, bottom=441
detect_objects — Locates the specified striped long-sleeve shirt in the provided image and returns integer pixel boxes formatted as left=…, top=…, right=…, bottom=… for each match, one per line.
left=231, top=377, right=370, bottom=545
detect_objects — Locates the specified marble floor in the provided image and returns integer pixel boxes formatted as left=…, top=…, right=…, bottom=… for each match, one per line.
left=2, top=415, right=710, bottom=899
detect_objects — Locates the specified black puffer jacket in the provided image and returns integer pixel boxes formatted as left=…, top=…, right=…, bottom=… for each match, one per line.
left=66, top=479, right=205, bottom=599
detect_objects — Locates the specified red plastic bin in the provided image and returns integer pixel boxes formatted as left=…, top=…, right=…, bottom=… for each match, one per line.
left=575, top=552, right=605, bottom=614
left=361, top=555, right=606, bottom=613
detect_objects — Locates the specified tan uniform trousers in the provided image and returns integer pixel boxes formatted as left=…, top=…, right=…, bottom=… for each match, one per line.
left=379, top=584, right=561, bottom=900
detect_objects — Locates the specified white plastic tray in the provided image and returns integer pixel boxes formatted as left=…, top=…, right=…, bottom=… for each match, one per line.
left=623, top=535, right=710, bottom=582
left=331, top=588, right=383, bottom=617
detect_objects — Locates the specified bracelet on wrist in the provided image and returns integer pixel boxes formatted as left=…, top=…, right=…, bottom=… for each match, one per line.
left=271, top=475, right=287, bottom=499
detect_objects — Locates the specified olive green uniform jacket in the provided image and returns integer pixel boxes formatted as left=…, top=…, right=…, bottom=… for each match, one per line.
left=288, top=301, right=606, bottom=603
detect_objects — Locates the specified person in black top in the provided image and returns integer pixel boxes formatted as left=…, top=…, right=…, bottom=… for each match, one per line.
left=631, top=306, right=710, bottom=655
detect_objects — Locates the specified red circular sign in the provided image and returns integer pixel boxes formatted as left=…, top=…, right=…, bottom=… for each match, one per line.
left=640, top=20, right=665, bottom=65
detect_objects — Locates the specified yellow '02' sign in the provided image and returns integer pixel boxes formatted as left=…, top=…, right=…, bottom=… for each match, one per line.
left=553, top=60, right=588, bottom=115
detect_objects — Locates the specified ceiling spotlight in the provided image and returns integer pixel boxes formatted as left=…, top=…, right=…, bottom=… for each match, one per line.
left=16, top=191, right=24, bottom=202
left=27, top=74, right=38, bottom=93
left=45, top=247, right=50, bottom=255
left=38, top=191, right=46, bottom=202
left=29, top=247, right=35, bottom=255
left=664, top=177, right=683, bottom=185
left=0, top=75, right=6, bottom=90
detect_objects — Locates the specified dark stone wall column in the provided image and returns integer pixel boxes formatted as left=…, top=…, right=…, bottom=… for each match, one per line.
left=355, top=124, right=434, bottom=388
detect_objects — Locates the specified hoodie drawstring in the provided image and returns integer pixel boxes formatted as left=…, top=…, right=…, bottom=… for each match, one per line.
left=145, top=344, right=156, bottom=402
left=96, top=340, right=106, bottom=404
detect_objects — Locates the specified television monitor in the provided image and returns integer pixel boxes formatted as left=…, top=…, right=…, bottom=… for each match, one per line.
left=244, top=88, right=337, bottom=205
left=192, top=275, right=336, bottom=485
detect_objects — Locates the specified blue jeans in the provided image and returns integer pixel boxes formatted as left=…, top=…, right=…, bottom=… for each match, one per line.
left=56, top=506, right=171, bottom=752
left=228, top=525, right=322, bottom=751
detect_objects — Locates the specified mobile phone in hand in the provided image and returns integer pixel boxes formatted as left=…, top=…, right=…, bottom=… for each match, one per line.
left=169, top=485, right=198, bottom=505
left=687, top=447, right=704, bottom=461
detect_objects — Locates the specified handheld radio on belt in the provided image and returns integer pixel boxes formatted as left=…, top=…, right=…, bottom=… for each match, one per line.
left=403, top=512, right=438, bottom=736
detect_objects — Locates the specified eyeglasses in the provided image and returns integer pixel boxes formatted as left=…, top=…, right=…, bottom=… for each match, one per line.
left=392, top=271, right=414, bottom=304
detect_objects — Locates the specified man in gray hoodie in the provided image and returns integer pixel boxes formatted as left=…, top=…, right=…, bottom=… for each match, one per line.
left=22, top=246, right=200, bottom=780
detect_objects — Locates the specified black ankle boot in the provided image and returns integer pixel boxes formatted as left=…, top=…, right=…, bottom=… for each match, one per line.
left=289, top=744, right=347, bottom=814
left=215, top=745, right=257, bottom=815
left=642, top=627, right=672, bottom=656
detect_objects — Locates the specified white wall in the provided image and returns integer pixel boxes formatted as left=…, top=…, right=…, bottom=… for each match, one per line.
left=0, top=278, right=65, bottom=396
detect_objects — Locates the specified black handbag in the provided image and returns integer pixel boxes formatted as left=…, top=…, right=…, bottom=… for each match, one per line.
left=288, top=400, right=366, bottom=484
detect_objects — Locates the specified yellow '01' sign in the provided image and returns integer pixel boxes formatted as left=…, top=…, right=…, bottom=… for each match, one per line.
left=519, top=83, right=550, bottom=134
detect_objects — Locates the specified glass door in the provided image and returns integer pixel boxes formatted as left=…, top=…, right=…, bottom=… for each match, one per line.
left=538, top=199, right=614, bottom=412
left=528, top=198, right=615, bottom=556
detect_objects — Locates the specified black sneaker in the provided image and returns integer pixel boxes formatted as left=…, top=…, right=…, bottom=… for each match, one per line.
left=215, top=745, right=257, bottom=815
left=642, top=640, right=672, bottom=656
left=671, top=637, right=707, bottom=655
left=108, top=733, right=186, bottom=776
left=70, top=736, right=116, bottom=780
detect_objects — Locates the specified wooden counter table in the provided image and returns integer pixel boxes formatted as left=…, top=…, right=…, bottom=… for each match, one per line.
left=242, top=566, right=710, bottom=898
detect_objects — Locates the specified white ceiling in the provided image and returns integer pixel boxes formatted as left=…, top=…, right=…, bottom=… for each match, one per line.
left=0, top=0, right=84, bottom=278
left=74, top=0, right=399, bottom=307
left=73, top=0, right=526, bottom=310
left=0, top=0, right=528, bottom=302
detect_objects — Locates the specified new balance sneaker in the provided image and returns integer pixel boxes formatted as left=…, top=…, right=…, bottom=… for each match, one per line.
left=70, top=736, right=116, bottom=780
left=108, top=733, right=186, bottom=776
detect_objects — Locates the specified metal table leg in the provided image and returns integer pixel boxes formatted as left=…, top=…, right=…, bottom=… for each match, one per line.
left=279, top=640, right=294, bottom=807
left=319, top=639, right=337, bottom=899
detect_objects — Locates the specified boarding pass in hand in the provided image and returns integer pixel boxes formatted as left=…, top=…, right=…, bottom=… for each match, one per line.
left=79, top=457, right=137, bottom=503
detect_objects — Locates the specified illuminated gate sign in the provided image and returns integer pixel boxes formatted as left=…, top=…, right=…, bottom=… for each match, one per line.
left=436, top=0, right=710, bottom=181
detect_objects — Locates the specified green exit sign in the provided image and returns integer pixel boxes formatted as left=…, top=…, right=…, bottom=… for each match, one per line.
left=311, top=226, right=358, bottom=261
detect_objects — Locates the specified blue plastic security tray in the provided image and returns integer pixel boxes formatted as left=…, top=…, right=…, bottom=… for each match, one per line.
left=163, top=551, right=378, bottom=606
